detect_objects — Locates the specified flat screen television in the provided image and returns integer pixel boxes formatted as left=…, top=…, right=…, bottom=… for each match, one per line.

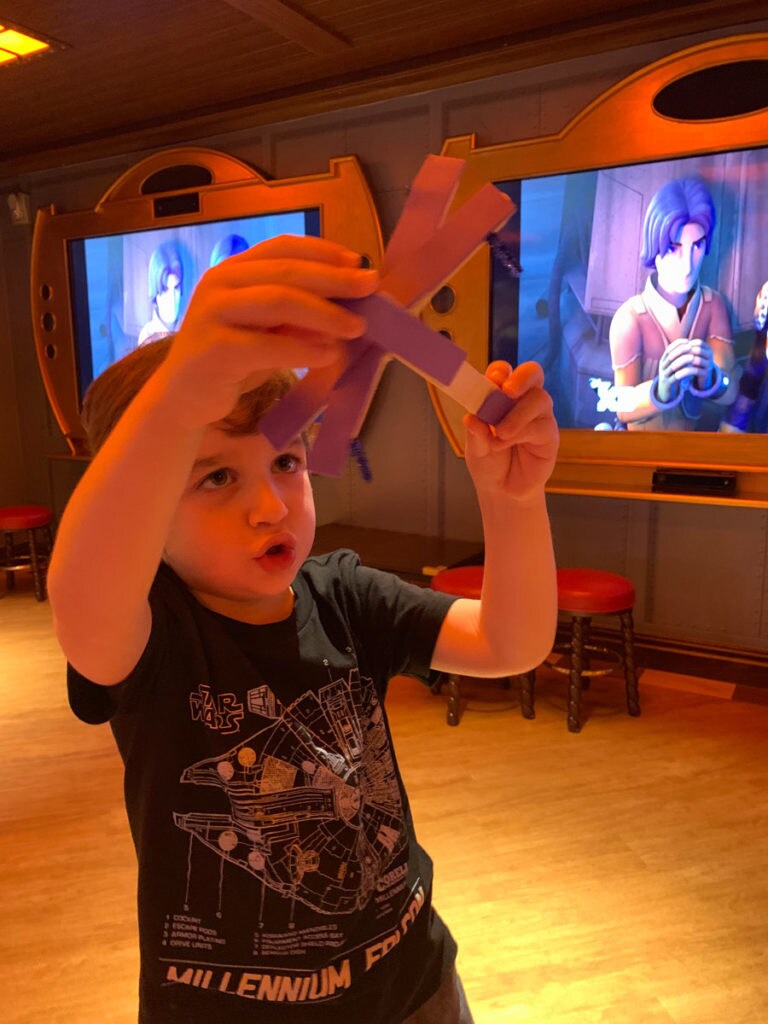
left=68, top=209, right=320, bottom=400
left=421, top=33, right=768, bottom=504
left=31, top=147, right=383, bottom=455
left=489, top=144, right=767, bottom=432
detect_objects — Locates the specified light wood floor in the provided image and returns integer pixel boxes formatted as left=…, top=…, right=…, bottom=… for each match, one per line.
left=2, top=575, right=768, bottom=1024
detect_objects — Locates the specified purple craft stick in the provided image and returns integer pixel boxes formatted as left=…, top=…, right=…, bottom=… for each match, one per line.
left=379, top=183, right=513, bottom=311
left=333, top=339, right=383, bottom=391
left=340, top=294, right=465, bottom=386
left=475, top=387, right=516, bottom=426
left=309, top=345, right=385, bottom=476
left=381, top=154, right=463, bottom=277
left=259, top=361, right=345, bottom=449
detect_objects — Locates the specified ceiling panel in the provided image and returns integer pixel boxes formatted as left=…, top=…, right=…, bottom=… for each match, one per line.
left=0, top=0, right=765, bottom=179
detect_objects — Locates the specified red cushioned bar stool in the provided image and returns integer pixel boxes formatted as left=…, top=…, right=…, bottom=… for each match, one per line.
left=0, top=505, right=55, bottom=602
left=528, top=567, right=640, bottom=733
left=428, top=565, right=535, bottom=726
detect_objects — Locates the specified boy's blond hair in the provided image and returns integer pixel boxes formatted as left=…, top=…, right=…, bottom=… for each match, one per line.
left=81, top=336, right=297, bottom=455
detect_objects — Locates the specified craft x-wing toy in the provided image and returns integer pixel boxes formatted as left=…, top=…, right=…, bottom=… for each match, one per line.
left=259, top=154, right=516, bottom=477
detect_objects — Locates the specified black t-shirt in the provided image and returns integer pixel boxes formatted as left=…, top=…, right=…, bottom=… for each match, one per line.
left=68, top=550, right=458, bottom=1023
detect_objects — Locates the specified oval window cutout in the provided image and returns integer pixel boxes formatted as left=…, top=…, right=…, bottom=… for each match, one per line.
left=654, top=60, right=768, bottom=121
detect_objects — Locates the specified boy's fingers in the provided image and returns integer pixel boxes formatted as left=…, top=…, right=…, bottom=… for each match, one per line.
left=209, top=257, right=379, bottom=301
left=503, top=361, right=544, bottom=397
left=490, top=387, right=554, bottom=442
left=233, top=233, right=365, bottom=268
left=202, top=284, right=369, bottom=339
left=485, top=360, right=545, bottom=399
left=205, top=323, right=347, bottom=372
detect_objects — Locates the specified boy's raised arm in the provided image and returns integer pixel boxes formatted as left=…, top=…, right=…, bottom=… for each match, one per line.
left=48, top=236, right=377, bottom=685
left=431, top=360, right=560, bottom=678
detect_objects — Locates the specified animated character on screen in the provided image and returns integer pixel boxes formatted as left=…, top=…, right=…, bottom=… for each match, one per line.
left=609, top=177, right=736, bottom=430
left=720, top=280, right=768, bottom=433
left=138, top=241, right=184, bottom=346
left=209, top=233, right=249, bottom=267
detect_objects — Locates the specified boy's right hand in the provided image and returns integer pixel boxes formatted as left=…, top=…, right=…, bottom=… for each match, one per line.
left=161, top=234, right=379, bottom=428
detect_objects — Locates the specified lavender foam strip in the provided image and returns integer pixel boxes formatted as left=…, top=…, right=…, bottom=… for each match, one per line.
left=259, top=366, right=340, bottom=448
left=475, top=387, right=516, bottom=426
left=308, top=346, right=385, bottom=476
left=339, top=294, right=465, bottom=385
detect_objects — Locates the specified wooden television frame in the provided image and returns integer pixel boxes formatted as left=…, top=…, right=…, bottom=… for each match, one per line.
left=30, top=147, right=383, bottom=456
left=422, top=33, right=768, bottom=507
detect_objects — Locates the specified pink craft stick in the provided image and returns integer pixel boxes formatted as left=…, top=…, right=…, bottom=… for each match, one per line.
left=379, top=183, right=513, bottom=311
left=380, top=155, right=464, bottom=276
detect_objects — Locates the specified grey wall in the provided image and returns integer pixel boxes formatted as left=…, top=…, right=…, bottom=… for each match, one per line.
left=2, top=22, right=768, bottom=655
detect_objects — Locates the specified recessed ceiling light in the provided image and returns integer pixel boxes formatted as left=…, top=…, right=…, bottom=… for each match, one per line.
left=0, top=23, right=51, bottom=64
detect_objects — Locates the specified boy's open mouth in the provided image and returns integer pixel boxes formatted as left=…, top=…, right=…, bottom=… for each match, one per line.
left=254, top=540, right=296, bottom=572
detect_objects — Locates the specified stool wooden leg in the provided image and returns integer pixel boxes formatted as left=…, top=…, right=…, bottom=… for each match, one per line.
left=567, top=616, right=586, bottom=733
left=445, top=674, right=461, bottom=727
left=27, top=528, right=45, bottom=602
left=620, top=610, right=640, bottom=717
left=3, top=531, right=14, bottom=591
left=581, top=619, right=591, bottom=687
left=518, top=669, right=536, bottom=719
left=430, top=672, right=462, bottom=726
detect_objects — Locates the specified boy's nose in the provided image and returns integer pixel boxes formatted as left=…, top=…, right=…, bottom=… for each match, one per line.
left=246, top=481, right=288, bottom=527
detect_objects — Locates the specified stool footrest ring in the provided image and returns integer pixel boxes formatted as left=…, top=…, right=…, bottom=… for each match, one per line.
left=546, top=641, right=623, bottom=678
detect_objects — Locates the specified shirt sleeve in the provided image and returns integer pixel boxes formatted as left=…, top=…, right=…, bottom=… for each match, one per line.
left=66, top=566, right=179, bottom=724
left=330, top=549, right=458, bottom=684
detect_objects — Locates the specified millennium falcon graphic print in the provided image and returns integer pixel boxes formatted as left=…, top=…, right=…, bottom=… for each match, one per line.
left=174, top=668, right=406, bottom=917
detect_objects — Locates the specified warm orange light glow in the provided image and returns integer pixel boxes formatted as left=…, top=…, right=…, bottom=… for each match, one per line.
left=0, top=26, right=50, bottom=58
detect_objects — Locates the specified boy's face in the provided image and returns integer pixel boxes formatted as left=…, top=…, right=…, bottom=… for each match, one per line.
left=164, top=427, right=315, bottom=623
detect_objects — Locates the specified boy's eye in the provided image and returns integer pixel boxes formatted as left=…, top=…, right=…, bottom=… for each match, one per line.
left=199, top=468, right=233, bottom=489
left=274, top=452, right=304, bottom=474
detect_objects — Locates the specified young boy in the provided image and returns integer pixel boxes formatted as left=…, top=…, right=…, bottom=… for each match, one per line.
left=49, top=234, right=558, bottom=1023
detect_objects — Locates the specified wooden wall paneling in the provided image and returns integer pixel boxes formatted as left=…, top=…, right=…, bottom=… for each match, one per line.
left=268, top=122, right=347, bottom=180
left=344, top=105, right=433, bottom=200
left=344, top=361, right=439, bottom=535
left=647, top=503, right=768, bottom=649
left=547, top=493, right=633, bottom=573
left=758, top=515, right=768, bottom=643
left=0, top=221, right=28, bottom=505
left=5, top=221, right=55, bottom=507
left=441, top=82, right=544, bottom=151
left=623, top=500, right=657, bottom=632
left=439, top=441, right=484, bottom=542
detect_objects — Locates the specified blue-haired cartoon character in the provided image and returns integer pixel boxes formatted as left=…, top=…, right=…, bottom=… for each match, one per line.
left=138, top=241, right=184, bottom=346
left=209, top=233, right=249, bottom=268
left=609, top=177, right=736, bottom=430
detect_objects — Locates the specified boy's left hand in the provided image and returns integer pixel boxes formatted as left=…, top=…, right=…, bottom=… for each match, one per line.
left=463, top=360, right=559, bottom=503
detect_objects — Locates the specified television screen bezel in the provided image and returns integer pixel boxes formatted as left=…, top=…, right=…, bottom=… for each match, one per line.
left=31, top=147, right=383, bottom=455
left=421, top=33, right=768, bottom=505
